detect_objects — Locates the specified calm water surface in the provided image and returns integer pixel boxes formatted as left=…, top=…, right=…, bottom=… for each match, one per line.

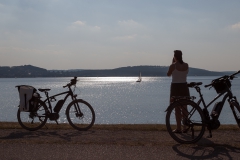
left=0, top=76, right=240, bottom=124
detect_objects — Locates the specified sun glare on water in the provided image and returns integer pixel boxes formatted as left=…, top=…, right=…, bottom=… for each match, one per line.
left=79, top=77, right=140, bottom=82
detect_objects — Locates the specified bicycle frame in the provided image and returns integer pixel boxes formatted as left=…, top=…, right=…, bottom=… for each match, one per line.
left=42, top=87, right=77, bottom=113
left=196, top=88, right=232, bottom=110
left=194, top=84, right=240, bottom=125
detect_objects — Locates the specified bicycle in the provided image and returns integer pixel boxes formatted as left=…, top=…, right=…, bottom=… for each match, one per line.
left=16, top=77, right=95, bottom=131
left=165, top=70, right=240, bottom=144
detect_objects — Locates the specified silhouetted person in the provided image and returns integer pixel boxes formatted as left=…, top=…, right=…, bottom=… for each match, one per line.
left=167, top=50, right=189, bottom=133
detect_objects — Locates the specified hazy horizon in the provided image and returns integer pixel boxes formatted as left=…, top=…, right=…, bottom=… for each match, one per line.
left=1, top=64, right=237, bottom=72
left=1, top=1, right=240, bottom=71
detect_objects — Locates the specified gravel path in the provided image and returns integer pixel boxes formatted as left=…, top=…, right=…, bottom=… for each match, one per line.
left=0, top=129, right=240, bottom=160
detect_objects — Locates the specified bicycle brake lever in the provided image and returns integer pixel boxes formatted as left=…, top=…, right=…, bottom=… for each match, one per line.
left=230, top=75, right=237, bottom=80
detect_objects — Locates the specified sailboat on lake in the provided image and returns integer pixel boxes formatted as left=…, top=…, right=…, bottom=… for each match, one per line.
left=136, top=72, right=142, bottom=82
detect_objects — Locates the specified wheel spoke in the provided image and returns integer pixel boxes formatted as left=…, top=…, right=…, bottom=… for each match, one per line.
left=166, top=99, right=205, bottom=144
left=66, top=99, right=95, bottom=131
left=17, top=99, right=48, bottom=131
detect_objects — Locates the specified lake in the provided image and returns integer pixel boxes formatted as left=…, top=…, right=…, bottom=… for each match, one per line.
left=0, top=76, right=240, bottom=124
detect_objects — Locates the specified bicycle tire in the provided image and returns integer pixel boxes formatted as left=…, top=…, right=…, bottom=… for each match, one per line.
left=165, top=99, right=205, bottom=144
left=230, top=101, right=240, bottom=128
left=17, top=99, right=48, bottom=131
left=66, top=99, right=95, bottom=131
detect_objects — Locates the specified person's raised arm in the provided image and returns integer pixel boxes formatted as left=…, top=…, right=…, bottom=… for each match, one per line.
left=167, top=64, right=174, bottom=76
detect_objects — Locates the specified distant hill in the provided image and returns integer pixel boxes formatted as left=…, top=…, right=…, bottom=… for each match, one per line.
left=0, top=65, right=48, bottom=77
left=0, top=65, right=234, bottom=78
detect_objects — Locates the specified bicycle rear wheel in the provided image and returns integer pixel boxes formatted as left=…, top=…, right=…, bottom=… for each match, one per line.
left=165, top=99, right=205, bottom=144
left=17, top=99, right=48, bottom=131
left=66, top=99, right=95, bottom=131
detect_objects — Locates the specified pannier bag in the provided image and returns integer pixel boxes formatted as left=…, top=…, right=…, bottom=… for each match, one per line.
left=16, top=85, right=39, bottom=112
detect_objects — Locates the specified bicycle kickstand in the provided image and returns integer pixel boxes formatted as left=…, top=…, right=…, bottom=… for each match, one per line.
left=55, top=120, right=59, bottom=125
left=207, top=129, right=212, bottom=138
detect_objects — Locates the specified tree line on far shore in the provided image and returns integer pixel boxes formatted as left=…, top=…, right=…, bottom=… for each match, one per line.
left=0, top=65, right=232, bottom=78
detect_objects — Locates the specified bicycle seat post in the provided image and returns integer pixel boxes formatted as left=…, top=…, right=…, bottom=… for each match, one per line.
left=44, top=91, right=49, bottom=98
left=195, top=86, right=208, bottom=107
left=195, top=86, right=202, bottom=95
left=44, top=91, right=52, bottom=107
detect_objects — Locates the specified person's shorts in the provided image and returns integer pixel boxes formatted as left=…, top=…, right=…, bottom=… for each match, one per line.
left=170, top=83, right=190, bottom=98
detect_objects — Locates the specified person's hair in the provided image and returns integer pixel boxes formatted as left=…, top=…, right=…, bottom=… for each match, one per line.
left=174, top=50, right=184, bottom=64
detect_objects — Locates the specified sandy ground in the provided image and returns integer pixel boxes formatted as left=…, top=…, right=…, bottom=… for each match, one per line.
left=0, top=128, right=240, bottom=160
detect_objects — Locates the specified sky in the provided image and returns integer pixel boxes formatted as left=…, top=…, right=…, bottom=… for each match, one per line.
left=0, top=0, right=240, bottom=71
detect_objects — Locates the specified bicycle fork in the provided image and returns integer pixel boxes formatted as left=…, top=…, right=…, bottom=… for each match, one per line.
left=228, top=97, right=240, bottom=127
left=73, top=100, right=83, bottom=118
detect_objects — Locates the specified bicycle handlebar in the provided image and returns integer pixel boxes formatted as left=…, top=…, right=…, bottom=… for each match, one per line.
left=204, top=70, right=240, bottom=88
left=230, top=70, right=240, bottom=79
left=204, top=83, right=212, bottom=88
left=63, top=85, right=68, bottom=88
left=63, top=77, right=78, bottom=88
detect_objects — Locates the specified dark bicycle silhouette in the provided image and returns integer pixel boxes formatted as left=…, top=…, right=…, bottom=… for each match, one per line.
left=16, top=77, right=95, bottom=131
left=165, top=70, right=240, bottom=143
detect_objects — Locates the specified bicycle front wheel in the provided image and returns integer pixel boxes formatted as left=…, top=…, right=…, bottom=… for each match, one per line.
left=17, top=99, right=48, bottom=131
left=165, top=99, right=205, bottom=144
left=230, top=101, right=240, bottom=128
left=66, top=99, right=95, bottom=131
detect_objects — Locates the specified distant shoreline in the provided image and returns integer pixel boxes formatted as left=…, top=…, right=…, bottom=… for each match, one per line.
left=0, top=65, right=234, bottom=78
left=0, top=75, right=233, bottom=79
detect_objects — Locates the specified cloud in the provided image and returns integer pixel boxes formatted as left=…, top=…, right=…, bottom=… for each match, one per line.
left=68, top=20, right=101, bottom=32
left=114, top=20, right=145, bottom=41
left=91, top=26, right=101, bottom=31
left=73, top=21, right=86, bottom=27
left=230, top=22, right=240, bottom=30
left=118, top=20, right=141, bottom=28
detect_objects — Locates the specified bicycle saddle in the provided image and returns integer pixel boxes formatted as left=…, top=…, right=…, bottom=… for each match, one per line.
left=38, top=88, right=51, bottom=92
